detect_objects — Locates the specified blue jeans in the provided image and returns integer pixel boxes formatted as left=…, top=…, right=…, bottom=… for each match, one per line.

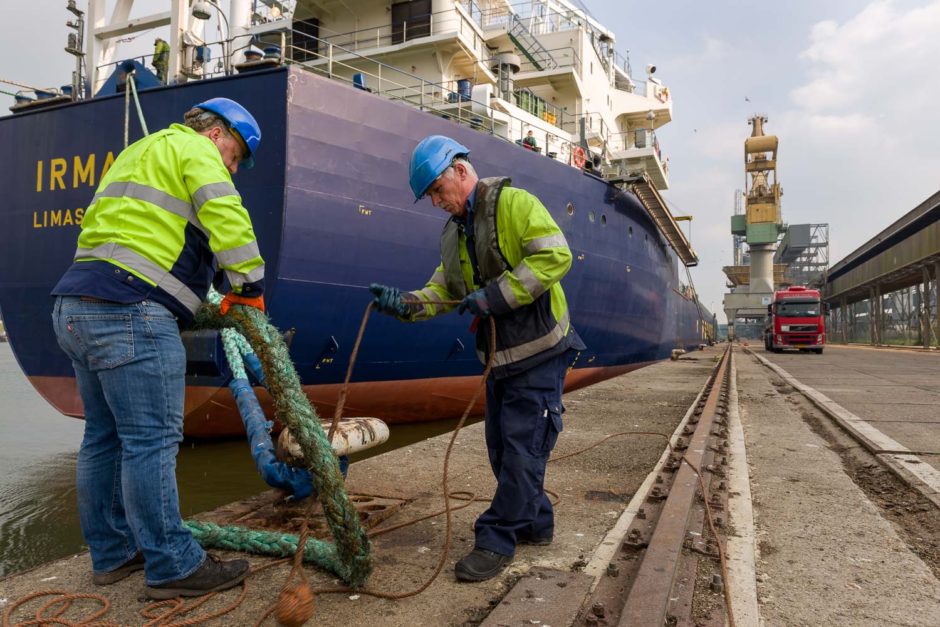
left=474, top=349, right=575, bottom=556
left=52, top=296, right=205, bottom=585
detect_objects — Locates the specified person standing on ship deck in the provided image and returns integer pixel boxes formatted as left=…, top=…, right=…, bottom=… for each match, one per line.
left=152, top=37, right=170, bottom=84
left=370, top=135, right=585, bottom=582
left=50, top=98, right=265, bottom=599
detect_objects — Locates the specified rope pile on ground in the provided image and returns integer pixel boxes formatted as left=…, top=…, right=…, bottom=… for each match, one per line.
left=191, top=302, right=372, bottom=588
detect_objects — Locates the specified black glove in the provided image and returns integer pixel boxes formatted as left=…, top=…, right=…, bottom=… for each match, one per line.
left=457, top=289, right=491, bottom=317
left=369, top=283, right=410, bottom=316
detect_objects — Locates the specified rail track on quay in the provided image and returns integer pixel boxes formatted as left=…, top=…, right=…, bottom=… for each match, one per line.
left=568, top=345, right=746, bottom=627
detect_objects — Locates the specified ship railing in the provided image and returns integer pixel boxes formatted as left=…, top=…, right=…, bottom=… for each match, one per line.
left=284, top=36, right=476, bottom=114
left=96, top=55, right=152, bottom=76
left=472, top=0, right=584, bottom=35
left=561, top=111, right=613, bottom=144
left=611, top=49, right=633, bottom=79
left=94, top=31, right=268, bottom=86
left=311, top=6, right=483, bottom=54
left=90, top=21, right=588, bottom=172
left=95, top=51, right=199, bottom=87
left=608, top=129, right=663, bottom=160
left=512, top=88, right=566, bottom=130
left=516, top=46, right=581, bottom=77
left=456, top=0, right=486, bottom=29
left=279, top=32, right=587, bottom=168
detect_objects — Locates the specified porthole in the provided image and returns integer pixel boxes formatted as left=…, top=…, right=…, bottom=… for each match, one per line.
left=566, top=202, right=574, bottom=216
left=601, top=214, right=607, bottom=226
left=589, top=210, right=596, bottom=223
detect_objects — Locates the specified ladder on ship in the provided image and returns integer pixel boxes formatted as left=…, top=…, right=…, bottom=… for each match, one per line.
left=612, top=173, right=699, bottom=267
left=508, top=15, right=558, bottom=71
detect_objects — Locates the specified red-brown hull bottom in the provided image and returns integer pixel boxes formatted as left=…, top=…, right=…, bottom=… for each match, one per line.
left=29, top=362, right=654, bottom=439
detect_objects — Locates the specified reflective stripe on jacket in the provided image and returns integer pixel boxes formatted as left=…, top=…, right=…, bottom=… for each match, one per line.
left=74, top=123, right=264, bottom=315
left=407, top=177, right=581, bottom=377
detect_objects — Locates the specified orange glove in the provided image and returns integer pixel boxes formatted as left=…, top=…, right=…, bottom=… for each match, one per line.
left=220, top=292, right=265, bottom=315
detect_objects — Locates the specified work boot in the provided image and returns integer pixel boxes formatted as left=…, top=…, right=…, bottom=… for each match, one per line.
left=145, top=554, right=249, bottom=599
left=455, top=548, right=512, bottom=582
left=92, top=551, right=145, bottom=585
left=517, top=534, right=553, bottom=546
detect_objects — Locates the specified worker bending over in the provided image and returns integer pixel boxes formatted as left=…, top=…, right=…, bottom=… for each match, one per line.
left=51, top=98, right=265, bottom=599
left=371, top=134, right=584, bottom=582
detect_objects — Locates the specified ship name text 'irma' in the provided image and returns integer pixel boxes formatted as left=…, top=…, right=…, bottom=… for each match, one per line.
left=32, top=151, right=115, bottom=229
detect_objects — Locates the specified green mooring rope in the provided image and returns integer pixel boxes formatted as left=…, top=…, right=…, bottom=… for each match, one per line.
left=205, top=288, right=254, bottom=381
left=183, top=520, right=355, bottom=581
left=187, top=302, right=373, bottom=587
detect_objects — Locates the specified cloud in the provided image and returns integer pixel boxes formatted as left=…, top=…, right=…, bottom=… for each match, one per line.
left=777, top=1, right=940, bottom=258
left=791, top=0, right=940, bottom=115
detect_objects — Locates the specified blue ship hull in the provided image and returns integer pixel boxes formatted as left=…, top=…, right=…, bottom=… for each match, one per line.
left=0, top=67, right=709, bottom=437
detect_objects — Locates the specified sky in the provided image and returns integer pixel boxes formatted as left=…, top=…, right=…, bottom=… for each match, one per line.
left=3, top=1, right=940, bottom=322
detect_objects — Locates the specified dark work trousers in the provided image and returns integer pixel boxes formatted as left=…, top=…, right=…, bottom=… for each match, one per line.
left=474, top=349, right=575, bottom=556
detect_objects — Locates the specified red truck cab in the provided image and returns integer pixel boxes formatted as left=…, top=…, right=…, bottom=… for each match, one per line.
left=764, top=286, right=827, bottom=354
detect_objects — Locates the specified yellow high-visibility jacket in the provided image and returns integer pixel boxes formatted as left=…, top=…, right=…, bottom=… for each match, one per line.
left=71, top=123, right=264, bottom=319
left=407, top=177, right=583, bottom=377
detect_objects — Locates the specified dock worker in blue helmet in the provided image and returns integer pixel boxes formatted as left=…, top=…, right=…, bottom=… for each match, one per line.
left=370, top=135, right=585, bottom=582
left=50, top=98, right=265, bottom=599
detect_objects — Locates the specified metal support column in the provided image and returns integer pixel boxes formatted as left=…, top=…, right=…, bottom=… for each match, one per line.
left=916, top=283, right=925, bottom=347
left=849, top=301, right=859, bottom=342
left=923, top=268, right=931, bottom=348
left=841, top=297, right=848, bottom=344
left=876, top=284, right=884, bottom=344
left=935, top=261, right=940, bottom=347
left=869, top=288, right=877, bottom=345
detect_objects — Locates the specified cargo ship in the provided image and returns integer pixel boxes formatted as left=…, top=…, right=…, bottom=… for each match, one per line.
left=0, top=0, right=713, bottom=438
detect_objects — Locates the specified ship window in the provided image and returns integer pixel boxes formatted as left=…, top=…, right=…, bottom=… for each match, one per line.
left=601, top=214, right=607, bottom=226
left=589, top=210, right=596, bottom=223
left=392, top=0, right=431, bottom=45
left=291, top=17, right=320, bottom=62
left=567, top=202, right=574, bottom=216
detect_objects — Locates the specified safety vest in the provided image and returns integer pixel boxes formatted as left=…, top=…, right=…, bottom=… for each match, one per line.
left=73, top=124, right=264, bottom=316
left=153, top=40, right=170, bottom=66
left=408, top=177, right=581, bottom=378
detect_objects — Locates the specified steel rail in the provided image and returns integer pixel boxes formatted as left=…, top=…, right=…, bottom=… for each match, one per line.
left=618, top=345, right=731, bottom=626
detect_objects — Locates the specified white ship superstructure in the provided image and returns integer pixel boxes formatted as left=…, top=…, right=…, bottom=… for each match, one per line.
left=76, top=0, right=673, bottom=189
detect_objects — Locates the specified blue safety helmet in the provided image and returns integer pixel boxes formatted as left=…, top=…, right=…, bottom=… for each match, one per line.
left=194, top=97, right=262, bottom=169
left=408, top=135, right=470, bottom=201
